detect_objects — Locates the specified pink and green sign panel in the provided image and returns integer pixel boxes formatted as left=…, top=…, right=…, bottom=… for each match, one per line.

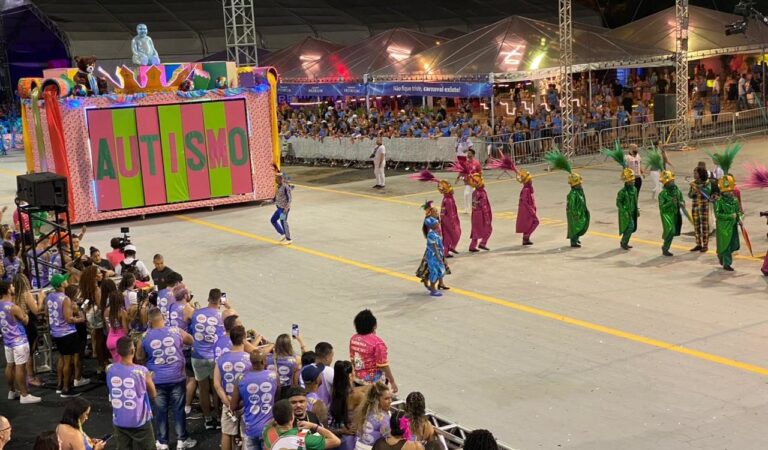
left=86, top=99, right=253, bottom=211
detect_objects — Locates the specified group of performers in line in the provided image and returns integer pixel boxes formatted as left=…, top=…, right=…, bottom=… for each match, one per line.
left=413, top=143, right=767, bottom=294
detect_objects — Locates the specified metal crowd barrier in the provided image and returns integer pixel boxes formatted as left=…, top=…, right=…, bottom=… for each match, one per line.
left=280, top=107, right=768, bottom=166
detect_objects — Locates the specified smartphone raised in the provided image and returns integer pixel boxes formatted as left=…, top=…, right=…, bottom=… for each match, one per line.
left=291, top=323, right=299, bottom=338
left=221, top=292, right=227, bottom=303
left=101, top=433, right=113, bottom=442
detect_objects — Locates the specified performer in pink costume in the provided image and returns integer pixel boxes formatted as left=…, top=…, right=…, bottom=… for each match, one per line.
left=515, top=169, right=539, bottom=245
left=409, top=170, right=462, bottom=258
left=468, top=174, right=492, bottom=252
left=438, top=179, right=461, bottom=257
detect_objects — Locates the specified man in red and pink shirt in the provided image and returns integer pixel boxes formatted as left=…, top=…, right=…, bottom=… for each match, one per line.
left=348, top=309, right=398, bottom=393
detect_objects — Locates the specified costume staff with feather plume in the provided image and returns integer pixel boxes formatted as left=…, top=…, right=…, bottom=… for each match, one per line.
left=483, top=151, right=538, bottom=244
left=409, top=170, right=462, bottom=257
left=603, top=144, right=639, bottom=250
left=468, top=173, right=493, bottom=252
left=743, top=163, right=768, bottom=275
left=710, top=144, right=742, bottom=271
left=544, top=149, right=589, bottom=248
left=645, top=148, right=685, bottom=256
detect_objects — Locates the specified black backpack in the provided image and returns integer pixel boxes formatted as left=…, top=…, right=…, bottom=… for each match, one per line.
left=120, top=259, right=139, bottom=276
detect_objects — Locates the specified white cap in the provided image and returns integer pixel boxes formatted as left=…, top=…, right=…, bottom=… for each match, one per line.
left=124, top=244, right=137, bottom=252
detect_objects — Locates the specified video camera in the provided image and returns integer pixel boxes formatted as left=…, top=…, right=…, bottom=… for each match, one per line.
left=112, top=227, right=132, bottom=250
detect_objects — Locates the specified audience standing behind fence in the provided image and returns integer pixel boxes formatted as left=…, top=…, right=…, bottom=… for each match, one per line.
left=0, top=226, right=463, bottom=450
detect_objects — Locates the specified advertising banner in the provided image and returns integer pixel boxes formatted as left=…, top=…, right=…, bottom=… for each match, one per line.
left=86, top=98, right=253, bottom=211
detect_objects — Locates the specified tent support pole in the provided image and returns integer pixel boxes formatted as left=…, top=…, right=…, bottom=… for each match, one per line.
left=588, top=69, right=592, bottom=107
left=762, top=47, right=766, bottom=106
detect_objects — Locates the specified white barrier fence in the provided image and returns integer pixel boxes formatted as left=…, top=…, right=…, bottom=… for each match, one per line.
left=281, top=107, right=768, bottom=164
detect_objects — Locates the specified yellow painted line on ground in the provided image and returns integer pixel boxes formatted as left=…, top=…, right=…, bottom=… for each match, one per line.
left=588, top=230, right=763, bottom=262
left=0, top=167, right=21, bottom=177
left=293, top=183, right=421, bottom=207
left=175, top=213, right=768, bottom=377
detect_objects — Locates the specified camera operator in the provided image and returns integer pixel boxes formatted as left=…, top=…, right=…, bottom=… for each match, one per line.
left=115, top=244, right=150, bottom=282
left=106, top=237, right=126, bottom=269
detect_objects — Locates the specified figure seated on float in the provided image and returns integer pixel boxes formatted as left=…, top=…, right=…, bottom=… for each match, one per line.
left=132, top=23, right=161, bottom=66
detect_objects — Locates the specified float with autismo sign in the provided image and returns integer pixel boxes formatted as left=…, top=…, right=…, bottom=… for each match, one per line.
left=17, top=60, right=281, bottom=224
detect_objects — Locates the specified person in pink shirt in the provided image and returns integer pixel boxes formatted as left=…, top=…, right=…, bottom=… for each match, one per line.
left=106, top=238, right=126, bottom=269
left=349, top=309, right=398, bottom=394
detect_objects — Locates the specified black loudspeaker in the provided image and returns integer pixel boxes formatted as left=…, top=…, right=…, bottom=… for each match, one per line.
left=16, top=172, right=68, bottom=208
left=653, top=94, right=677, bottom=122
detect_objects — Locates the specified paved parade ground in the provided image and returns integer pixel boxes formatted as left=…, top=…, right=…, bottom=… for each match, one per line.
left=1, top=139, right=768, bottom=449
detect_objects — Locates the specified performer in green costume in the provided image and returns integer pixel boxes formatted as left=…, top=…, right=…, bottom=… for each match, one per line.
left=544, top=149, right=589, bottom=248
left=645, top=148, right=684, bottom=256
left=603, top=143, right=638, bottom=250
left=710, top=145, right=742, bottom=271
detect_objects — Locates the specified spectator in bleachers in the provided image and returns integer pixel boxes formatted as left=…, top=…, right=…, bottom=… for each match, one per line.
left=285, top=385, right=322, bottom=427
left=138, top=307, right=196, bottom=450
left=214, top=325, right=252, bottom=450
left=373, top=410, right=423, bottom=450
left=329, top=360, right=367, bottom=450
left=405, top=392, right=435, bottom=444
left=2, top=280, right=41, bottom=404
left=56, top=398, right=106, bottom=450
left=314, top=342, right=335, bottom=406
left=89, top=246, right=115, bottom=276
left=46, top=273, right=85, bottom=398
left=349, top=309, right=398, bottom=393
left=11, top=273, right=44, bottom=387
left=107, top=336, right=157, bottom=448
left=32, top=430, right=59, bottom=450
left=354, top=381, right=392, bottom=450
left=268, top=333, right=302, bottom=398
left=301, top=364, right=329, bottom=425
left=104, top=278, right=129, bottom=364
left=0, top=416, right=9, bottom=449
left=231, top=350, right=278, bottom=450
left=262, top=399, right=340, bottom=450
left=463, top=429, right=498, bottom=450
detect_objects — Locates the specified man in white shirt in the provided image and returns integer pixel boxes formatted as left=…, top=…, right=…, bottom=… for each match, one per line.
left=625, top=144, right=644, bottom=195
left=737, top=73, right=748, bottom=111
left=114, top=244, right=151, bottom=281
left=371, top=136, right=386, bottom=189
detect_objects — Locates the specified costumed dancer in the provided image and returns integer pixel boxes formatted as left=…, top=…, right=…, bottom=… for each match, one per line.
left=468, top=174, right=492, bottom=252
left=688, top=166, right=712, bottom=252
left=710, top=145, right=742, bottom=271
left=451, top=150, right=482, bottom=214
left=515, top=169, right=539, bottom=246
left=603, top=145, right=638, bottom=250
left=416, top=202, right=450, bottom=292
left=409, top=170, right=462, bottom=257
left=544, top=149, right=589, bottom=248
left=645, top=149, right=685, bottom=256
left=743, top=164, right=768, bottom=275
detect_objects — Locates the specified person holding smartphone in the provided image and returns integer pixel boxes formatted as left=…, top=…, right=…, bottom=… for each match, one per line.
left=56, top=397, right=106, bottom=450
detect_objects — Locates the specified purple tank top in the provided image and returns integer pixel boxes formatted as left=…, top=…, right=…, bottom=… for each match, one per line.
left=2, top=257, right=20, bottom=283
left=358, top=410, right=391, bottom=445
left=307, top=391, right=321, bottom=412
left=190, top=307, right=223, bottom=360
left=239, top=369, right=278, bottom=439
left=142, top=327, right=185, bottom=384
left=107, top=362, right=153, bottom=428
left=0, top=299, right=27, bottom=347
left=266, top=354, right=298, bottom=387
left=46, top=292, right=76, bottom=338
left=214, top=335, right=232, bottom=361
left=157, top=288, right=174, bottom=325
left=216, top=350, right=252, bottom=395
left=168, top=301, right=189, bottom=331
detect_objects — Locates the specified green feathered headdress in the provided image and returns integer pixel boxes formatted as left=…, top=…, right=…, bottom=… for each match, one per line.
left=601, top=141, right=627, bottom=168
left=543, top=148, right=572, bottom=174
left=707, top=142, right=742, bottom=175
left=643, top=146, right=665, bottom=172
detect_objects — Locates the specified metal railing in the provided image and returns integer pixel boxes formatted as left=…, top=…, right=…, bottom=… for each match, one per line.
left=280, top=107, right=768, bottom=165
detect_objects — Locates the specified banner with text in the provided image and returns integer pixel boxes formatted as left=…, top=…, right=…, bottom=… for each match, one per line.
left=367, top=82, right=492, bottom=97
left=277, top=83, right=366, bottom=97
left=87, top=99, right=253, bottom=211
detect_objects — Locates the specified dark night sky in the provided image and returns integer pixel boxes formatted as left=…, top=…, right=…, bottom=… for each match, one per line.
left=581, top=0, right=768, bottom=27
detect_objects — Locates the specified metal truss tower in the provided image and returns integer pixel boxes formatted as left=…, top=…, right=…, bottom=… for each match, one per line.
left=223, top=0, right=259, bottom=67
left=0, top=13, right=13, bottom=107
left=675, top=0, right=690, bottom=146
left=559, top=0, right=574, bottom=155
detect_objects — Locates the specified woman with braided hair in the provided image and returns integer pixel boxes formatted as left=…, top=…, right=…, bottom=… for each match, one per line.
left=405, top=392, right=436, bottom=444
left=330, top=360, right=369, bottom=450
left=373, top=410, right=424, bottom=450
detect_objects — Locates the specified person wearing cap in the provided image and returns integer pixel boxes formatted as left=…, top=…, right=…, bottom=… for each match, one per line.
left=115, top=244, right=150, bottom=282
left=0, top=280, right=41, bottom=404
left=46, top=273, right=86, bottom=398
left=301, top=365, right=329, bottom=425
left=272, top=172, right=293, bottom=245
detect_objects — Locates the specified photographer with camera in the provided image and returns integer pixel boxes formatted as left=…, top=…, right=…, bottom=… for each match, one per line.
left=115, top=244, right=150, bottom=282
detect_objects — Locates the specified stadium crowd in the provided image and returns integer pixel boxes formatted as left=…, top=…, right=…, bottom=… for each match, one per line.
left=278, top=65, right=766, bottom=146
left=0, top=217, right=501, bottom=450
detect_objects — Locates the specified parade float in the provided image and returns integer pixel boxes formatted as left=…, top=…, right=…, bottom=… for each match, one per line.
left=16, top=25, right=280, bottom=223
